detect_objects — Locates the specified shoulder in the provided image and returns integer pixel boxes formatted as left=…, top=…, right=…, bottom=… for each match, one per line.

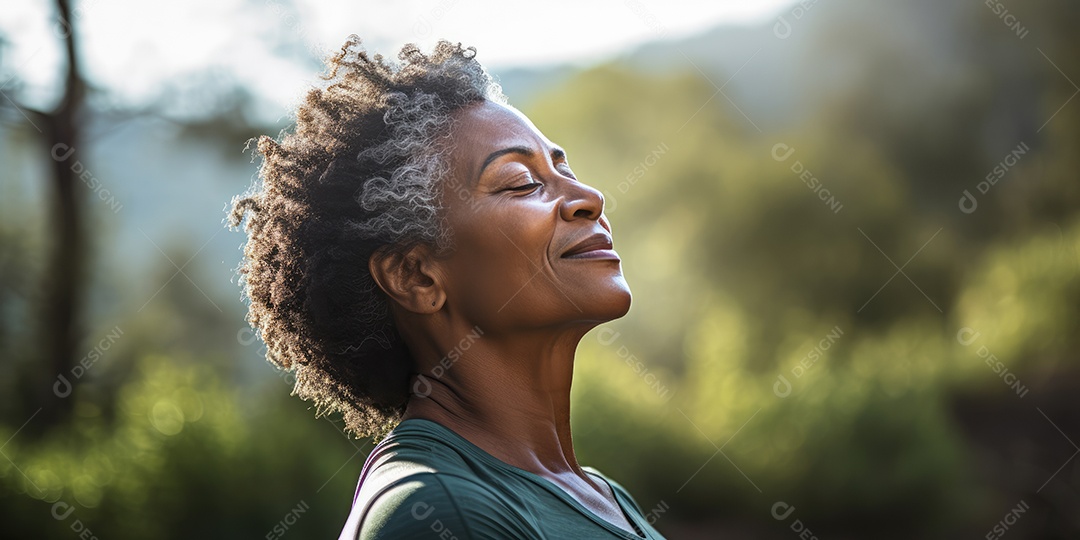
left=343, top=422, right=539, bottom=539
left=357, top=472, right=467, bottom=540
left=357, top=472, right=535, bottom=540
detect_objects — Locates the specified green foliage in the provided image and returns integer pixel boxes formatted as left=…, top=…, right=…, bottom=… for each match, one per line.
left=0, top=355, right=365, bottom=539
left=524, top=9, right=1080, bottom=534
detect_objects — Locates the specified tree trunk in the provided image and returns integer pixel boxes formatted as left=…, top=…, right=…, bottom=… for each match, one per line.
left=35, top=0, right=86, bottom=428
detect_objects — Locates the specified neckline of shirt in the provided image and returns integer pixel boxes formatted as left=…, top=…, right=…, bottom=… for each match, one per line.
left=390, top=417, right=650, bottom=539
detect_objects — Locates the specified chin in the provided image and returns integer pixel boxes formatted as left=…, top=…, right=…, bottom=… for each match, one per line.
left=589, top=276, right=632, bottom=321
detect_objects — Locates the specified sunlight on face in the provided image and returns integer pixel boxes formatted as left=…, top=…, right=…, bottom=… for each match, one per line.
left=436, top=101, right=631, bottom=332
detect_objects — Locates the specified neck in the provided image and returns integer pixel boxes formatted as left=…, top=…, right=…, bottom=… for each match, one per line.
left=400, top=324, right=589, bottom=477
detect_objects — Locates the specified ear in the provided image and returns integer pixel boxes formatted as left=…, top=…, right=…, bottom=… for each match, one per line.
left=369, top=244, right=445, bottom=314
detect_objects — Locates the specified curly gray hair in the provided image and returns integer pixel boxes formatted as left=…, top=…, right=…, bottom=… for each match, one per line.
left=227, top=36, right=506, bottom=438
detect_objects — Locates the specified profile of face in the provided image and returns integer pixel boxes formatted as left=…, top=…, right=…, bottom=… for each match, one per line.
left=434, top=100, right=631, bottom=334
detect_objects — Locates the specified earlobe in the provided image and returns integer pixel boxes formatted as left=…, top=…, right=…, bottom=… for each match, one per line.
left=368, top=244, right=444, bottom=314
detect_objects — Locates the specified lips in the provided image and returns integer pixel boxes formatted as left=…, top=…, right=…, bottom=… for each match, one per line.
left=562, top=233, right=614, bottom=258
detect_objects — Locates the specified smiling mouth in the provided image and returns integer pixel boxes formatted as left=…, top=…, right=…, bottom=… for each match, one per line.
left=562, top=248, right=620, bottom=260
left=561, top=233, right=619, bottom=260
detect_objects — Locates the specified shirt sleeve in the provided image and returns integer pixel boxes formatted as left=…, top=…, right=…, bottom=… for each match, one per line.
left=357, top=472, right=539, bottom=540
left=358, top=473, right=470, bottom=540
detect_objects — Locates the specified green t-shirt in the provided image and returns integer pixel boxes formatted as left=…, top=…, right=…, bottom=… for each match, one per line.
left=338, top=418, right=667, bottom=539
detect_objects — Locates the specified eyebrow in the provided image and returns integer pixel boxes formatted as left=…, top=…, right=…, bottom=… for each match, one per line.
left=477, top=145, right=568, bottom=182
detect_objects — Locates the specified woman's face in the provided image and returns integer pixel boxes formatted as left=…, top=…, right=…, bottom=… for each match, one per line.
left=436, top=100, right=631, bottom=333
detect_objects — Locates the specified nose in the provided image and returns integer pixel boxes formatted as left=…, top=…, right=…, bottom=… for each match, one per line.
left=560, top=179, right=604, bottom=221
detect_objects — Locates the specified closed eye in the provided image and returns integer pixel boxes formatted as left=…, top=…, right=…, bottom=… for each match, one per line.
left=505, top=182, right=543, bottom=192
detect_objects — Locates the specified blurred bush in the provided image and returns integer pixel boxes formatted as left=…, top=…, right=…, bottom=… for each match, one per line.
left=0, top=353, right=366, bottom=539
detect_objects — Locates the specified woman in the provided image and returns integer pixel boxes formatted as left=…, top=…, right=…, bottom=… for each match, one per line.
left=229, top=36, right=664, bottom=539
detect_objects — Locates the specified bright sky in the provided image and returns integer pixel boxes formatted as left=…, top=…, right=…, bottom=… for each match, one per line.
left=2, top=0, right=800, bottom=115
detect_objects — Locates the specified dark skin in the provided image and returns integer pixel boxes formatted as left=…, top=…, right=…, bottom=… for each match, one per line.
left=369, top=100, right=636, bottom=535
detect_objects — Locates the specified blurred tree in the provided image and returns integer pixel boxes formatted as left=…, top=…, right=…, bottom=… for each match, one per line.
left=6, top=0, right=89, bottom=429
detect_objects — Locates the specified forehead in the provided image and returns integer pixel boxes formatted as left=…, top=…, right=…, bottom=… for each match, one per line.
left=446, top=101, right=551, bottom=177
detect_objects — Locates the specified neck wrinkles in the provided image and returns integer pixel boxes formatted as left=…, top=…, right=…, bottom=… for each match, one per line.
left=401, top=328, right=587, bottom=477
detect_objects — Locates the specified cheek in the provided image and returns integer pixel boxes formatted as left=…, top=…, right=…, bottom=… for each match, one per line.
left=445, top=206, right=554, bottom=311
